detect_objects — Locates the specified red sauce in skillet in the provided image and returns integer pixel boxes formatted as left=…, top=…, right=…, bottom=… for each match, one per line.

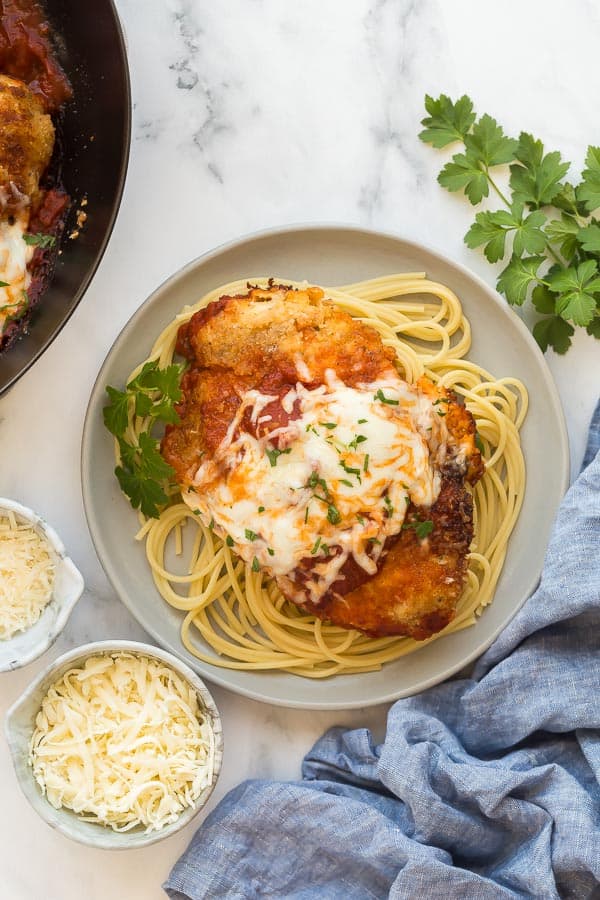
left=0, top=0, right=71, bottom=112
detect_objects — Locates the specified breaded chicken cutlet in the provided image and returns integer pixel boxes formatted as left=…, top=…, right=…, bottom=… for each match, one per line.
left=162, top=283, right=484, bottom=640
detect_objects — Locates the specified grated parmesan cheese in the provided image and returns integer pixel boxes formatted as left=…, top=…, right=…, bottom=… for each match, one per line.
left=29, top=652, right=215, bottom=833
left=0, top=511, right=55, bottom=640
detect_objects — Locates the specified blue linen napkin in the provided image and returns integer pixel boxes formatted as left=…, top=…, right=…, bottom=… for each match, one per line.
left=165, top=402, right=600, bottom=900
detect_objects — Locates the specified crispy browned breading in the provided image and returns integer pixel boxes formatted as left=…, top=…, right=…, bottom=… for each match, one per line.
left=297, top=472, right=474, bottom=639
left=0, top=75, right=54, bottom=210
left=162, top=284, right=484, bottom=640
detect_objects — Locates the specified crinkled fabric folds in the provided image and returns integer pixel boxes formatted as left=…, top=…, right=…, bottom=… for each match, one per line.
left=165, top=402, right=600, bottom=900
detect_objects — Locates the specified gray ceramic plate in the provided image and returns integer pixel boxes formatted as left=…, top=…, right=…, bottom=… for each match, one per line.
left=81, top=225, right=569, bottom=710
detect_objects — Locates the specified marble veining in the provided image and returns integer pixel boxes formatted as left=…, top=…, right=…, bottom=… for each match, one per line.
left=0, top=1, right=599, bottom=897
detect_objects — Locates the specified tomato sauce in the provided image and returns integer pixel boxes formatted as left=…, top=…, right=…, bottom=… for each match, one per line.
left=0, top=0, right=71, bottom=112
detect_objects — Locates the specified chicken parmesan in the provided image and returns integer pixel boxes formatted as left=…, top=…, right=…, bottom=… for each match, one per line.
left=0, top=0, right=72, bottom=351
left=161, top=283, right=484, bottom=640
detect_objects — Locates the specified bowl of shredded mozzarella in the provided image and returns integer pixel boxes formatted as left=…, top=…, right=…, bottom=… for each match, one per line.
left=5, top=641, right=223, bottom=848
left=0, top=499, right=84, bottom=672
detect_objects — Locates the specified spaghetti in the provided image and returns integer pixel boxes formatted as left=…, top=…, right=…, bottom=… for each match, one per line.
left=118, top=274, right=527, bottom=678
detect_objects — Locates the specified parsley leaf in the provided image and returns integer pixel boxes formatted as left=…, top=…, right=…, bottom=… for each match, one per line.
left=577, top=223, right=600, bottom=254
left=104, top=362, right=184, bottom=519
left=0, top=280, right=8, bottom=288
left=545, top=215, right=580, bottom=261
left=419, top=94, right=476, bottom=148
left=586, top=317, right=600, bottom=339
left=531, top=284, right=556, bottom=315
left=497, top=256, right=544, bottom=306
left=533, top=316, right=575, bottom=354
left=464, top=114, right=518, bottom=168
left=465, top=203, right=545, bottom=263
left=114, top=466, right=169, bottom=519
left=553, top=183, right=585, bottom=217
left=577, top=146, right=600, bottom=213
left=103, top=386, right=130, bottom=437
left=438, top=150, right=489, bottom=205
left=245, top=529, right=258, bottom=541
left=137, top=431, right=173, bottom=481
left=547, top=260, right=600, bottom=325
left=509, top=133, right=570, bottom=208
left=127, top=360, right=183, bottom=407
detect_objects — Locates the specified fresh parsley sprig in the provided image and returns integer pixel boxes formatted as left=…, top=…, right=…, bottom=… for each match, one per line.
left=103, top=360, right=185, bottom=518
left=419, top=94, right=600, bottom=353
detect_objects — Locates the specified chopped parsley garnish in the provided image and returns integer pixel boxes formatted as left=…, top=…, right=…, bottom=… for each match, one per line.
left=433, top=397, right=450, bottom=406
left=304, top=505, right=310, bottom=523
left=383, top=495, right=394, bottom=517
left=327, top=504, right=341, bottom=525
left=208, top=518, right=215, bottom=530
left=321, top=543, right=330, bottom=555
left=348, top=434, right=367, bottom=450
left=306, top=471, right=328, bottom=493
left=403, top=519, right=434, bottom=539
left=267, top=547, right=275, bottom=556
left=374, top=388, right=399, bottom=405
left=23, top=232, right=56, bottom=249
left=437, top=410, right=447, bottom=417
left=0, top=281, right=8, bottom=288
left=475, top=433, right=485, bottom=454
left=358, top=418, right=368, bottom=424
left=322, top=422, right=337, bottom=430
left=305, top=424, right=318, bottom=435
left=340, top=479, right=353, bottom=488
left=340, top=460, right=361, bottom=481
left=226, top=535, right=234, bottom=547
left=311, top=536, right=322, bottom=555
left=357, top=514, right=365, bottom=525
left=266, top=446, right=291, bottom=467
left=245, top=529, right=258, bottom=541
left=258, top=506, right=265, bottom=513
left=363, top=453, right=370, bottom=473
left=367, top=537, right=382, bottom=545
left=252, top=556, right=260, bottom=572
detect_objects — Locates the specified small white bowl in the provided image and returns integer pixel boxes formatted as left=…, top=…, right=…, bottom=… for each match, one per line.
left=0, top=499, right=84, bottom=672
left=5, top=640, right=224, bottom=849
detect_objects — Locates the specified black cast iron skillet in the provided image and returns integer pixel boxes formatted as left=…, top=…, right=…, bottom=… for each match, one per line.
left=0, top=0, right=131, bottom=395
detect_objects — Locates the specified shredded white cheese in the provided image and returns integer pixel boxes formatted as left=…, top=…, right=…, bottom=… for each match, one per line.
left=0, top=511, right=55, bottom=640
left=184, top=369, right=446, bottom=605
left=0, top=213, right=34, bottom=335
left=29, top=652, right=215, bottom=833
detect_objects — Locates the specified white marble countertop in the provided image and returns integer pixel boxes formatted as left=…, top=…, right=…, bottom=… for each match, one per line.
left=1, top=1, right=598, bottom=897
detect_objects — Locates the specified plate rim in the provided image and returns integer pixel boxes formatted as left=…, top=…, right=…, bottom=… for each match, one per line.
left=81, top=222, right=570, bottom=709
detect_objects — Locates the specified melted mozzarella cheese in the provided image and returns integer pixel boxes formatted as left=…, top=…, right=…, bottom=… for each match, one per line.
left=29, top=653, right=215, bottom=833
left=184, top=369, right=447, bottom=605
left=0, top=510, right=55, bottom=640
left=0, top=213, right=34, bottom=334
